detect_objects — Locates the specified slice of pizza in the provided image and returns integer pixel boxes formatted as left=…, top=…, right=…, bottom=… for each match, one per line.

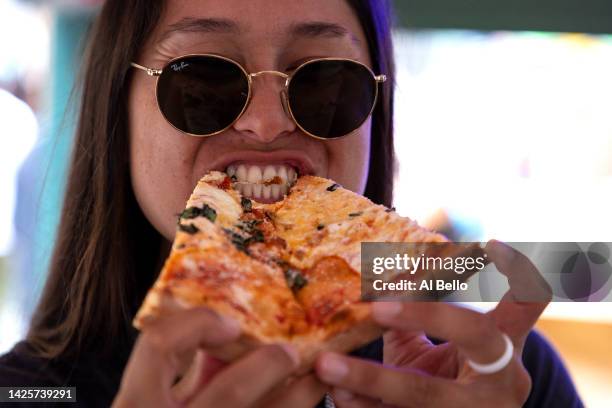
left=133, top=171, right=481, bottom=370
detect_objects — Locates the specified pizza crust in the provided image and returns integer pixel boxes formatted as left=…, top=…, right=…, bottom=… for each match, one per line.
left=135, top=285, right=382, bottom=374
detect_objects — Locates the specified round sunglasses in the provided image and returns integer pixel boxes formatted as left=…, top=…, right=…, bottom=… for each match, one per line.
left=131, top=54, right=386, bottom=139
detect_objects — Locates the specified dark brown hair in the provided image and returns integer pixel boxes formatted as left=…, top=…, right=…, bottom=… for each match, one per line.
left=27, top=0, right=395, bottom=360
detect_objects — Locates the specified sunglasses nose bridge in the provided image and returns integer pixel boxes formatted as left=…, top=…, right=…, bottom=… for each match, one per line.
left=248, top=70, right=289, bottom=80
left=247, top=70, right=292, bottom=117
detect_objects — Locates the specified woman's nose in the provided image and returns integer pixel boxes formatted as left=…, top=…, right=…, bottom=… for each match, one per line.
left=232, top=73, right=296, bottom=143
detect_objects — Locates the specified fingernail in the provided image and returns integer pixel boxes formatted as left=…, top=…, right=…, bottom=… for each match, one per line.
left=333, top=388, right=354, bottom=401
left=219, top=315, right=241, bottom=335
left=319, top=354, right=348, bottom=383
left=372, top=302, right=402, bottom=322
left=279, top=344, right=301, bottom=367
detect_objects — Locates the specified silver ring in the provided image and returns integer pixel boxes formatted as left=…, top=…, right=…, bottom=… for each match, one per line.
left=467, top=333, right=514, bottom=375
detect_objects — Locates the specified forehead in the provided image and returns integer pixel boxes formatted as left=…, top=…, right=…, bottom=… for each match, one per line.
left=150, top=0, right=370, bottom=63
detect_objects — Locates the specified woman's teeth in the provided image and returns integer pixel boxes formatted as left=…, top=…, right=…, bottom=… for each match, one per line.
left=226, top=164, right=298, bottom=201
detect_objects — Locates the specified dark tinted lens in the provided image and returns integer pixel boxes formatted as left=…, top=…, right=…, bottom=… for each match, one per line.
left=288, top=60, right=377, bottom=139
left=157, top=55, right=249, bottom=135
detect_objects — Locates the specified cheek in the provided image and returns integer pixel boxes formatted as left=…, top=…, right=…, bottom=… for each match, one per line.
left=325, top=119, right=371, bottom=194
left=128, top=79, right=196, bottom=241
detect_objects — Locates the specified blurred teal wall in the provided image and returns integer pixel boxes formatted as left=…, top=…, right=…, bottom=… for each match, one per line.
left=30, top=9, right=92, bottom=310
left=395, top=0, right=612, bottom=33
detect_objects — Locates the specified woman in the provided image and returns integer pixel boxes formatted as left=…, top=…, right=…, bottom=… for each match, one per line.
left=0, top=0, right=582, bottom=407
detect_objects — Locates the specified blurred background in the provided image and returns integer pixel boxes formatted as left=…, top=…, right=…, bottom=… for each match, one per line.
left=0, top=0, right=610, bottom=405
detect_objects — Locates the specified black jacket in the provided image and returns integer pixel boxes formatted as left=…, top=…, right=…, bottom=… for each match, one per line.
left=0, top=330, right=583, bottom=407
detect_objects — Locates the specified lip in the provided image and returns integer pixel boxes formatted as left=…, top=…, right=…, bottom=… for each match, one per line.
left=209, top=150, right=317, bottom=176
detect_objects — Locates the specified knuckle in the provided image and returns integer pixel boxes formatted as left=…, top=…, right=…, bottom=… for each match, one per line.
left=512, top=362, right=532, bottom=405
left=479, top=362, right=530, bottom=408
left=260, top=345, right=296, bottom=370
left=474, top=313, right=498, bottom=338
left=140, top=328, right=173, bottom=354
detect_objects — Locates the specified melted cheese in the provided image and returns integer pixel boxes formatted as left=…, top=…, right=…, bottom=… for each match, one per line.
left=187, top=172, right=242, bottom=228
left=271, top=176, right=448, bottom=272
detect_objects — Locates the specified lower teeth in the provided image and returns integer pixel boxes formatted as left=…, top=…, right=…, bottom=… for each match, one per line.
left=234, top=183, right=288, bottom=201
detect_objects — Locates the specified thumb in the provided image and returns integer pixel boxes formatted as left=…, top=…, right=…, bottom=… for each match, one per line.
left=171, top=349, right=227, bottom=403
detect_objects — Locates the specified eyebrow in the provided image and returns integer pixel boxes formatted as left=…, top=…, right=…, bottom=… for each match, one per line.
left=159, top=17, right=359, bottom=45
left=159, top=17, right=239, bottom=42
left=289, top=21, right=360, bottom=44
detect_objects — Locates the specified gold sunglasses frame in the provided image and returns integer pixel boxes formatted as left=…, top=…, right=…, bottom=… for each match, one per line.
left=131, top=53, right=387, bottom=139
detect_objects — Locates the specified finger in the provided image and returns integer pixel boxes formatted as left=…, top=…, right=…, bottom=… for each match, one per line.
left=382, top=329, right=432, bottom=366
left=332, top=388, right=385, bottom=408
left=316, top=353, right=469, bottom=407
left=257, top=374, right=329, bottom=408
left=485, top=240, right=551, bottom=342
left=188, top=344, right=299, bottom=408
left=372, top=302, right=510, bottom=369
left=171, top=350, right=227, bottom=402
left=117, top=308, right=239, bottom=404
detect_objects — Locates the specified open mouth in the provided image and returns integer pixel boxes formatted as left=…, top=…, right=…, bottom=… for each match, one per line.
left=226, top=163, right=298, bottom=202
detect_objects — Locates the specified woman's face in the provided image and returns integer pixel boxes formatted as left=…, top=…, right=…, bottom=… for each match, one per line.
left=129, top=0, right=373, bottom=241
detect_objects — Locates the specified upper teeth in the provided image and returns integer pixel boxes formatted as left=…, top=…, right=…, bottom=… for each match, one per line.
left=226, top=164, right=298, bottom=201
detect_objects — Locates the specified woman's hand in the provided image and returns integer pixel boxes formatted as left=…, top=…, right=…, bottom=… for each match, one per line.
left=113, top=308, right=327, bottom=407
left=315, top=240, right=552, bottom=407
